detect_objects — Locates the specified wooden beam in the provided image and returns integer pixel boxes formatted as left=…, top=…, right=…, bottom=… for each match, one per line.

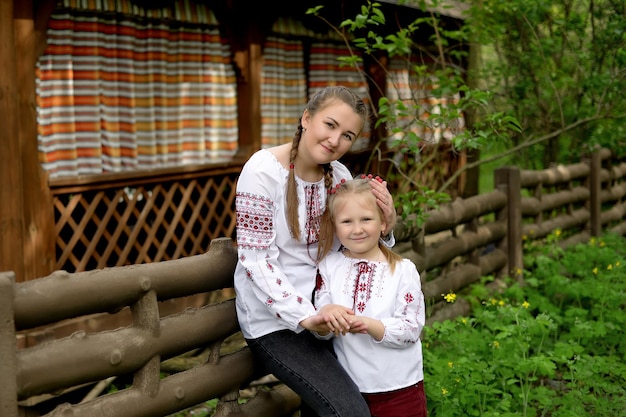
left=0, top=0, right=25, bottom=280
left=13, top=0, right=56, bottom=281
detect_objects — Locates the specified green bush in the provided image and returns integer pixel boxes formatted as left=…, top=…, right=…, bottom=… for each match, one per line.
left=423, top=232, right=626, bottom=416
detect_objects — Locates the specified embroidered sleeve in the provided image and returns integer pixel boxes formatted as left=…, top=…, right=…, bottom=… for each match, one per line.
left=235, top=152, right=317, bottom=331
left=236, top=191, right=273, bottom=250
left=379, top=261, right=426, bottom=348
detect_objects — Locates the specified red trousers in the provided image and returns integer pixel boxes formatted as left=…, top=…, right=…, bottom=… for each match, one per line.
left=363, top=380, right=427, bottom=417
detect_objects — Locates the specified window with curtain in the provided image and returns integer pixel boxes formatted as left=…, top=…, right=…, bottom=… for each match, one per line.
left=261, top=17, right=370, bottom=150
left=36, top=0, right=238, bottom=178
left=385, top=55, right=465, bottom=147
left=260, top=32, right=307, bottom=148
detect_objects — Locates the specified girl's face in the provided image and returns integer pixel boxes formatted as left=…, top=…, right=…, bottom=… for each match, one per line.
left=333, top=193, right=386, bottom=260
left=300, top=99, right=363, bottom=165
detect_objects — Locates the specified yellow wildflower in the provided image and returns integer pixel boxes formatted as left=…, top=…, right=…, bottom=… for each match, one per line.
left=593, top=267, right=598, bottom=275
left=443, top=292, right=457, bottom=303
left=448, top=361, right=453, bottom=368
left=522, top=300, right=530, bottom=309
left=442, top=388, right=448, bottom=395
left=492, top=341, right=500, bottom=349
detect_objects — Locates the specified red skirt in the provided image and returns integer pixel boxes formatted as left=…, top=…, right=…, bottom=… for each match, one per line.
left=363, top=380, right=427, bottom=417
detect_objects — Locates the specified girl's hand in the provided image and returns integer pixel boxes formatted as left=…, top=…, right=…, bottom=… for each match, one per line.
left=317, top=304, right=356, bottom=335
left=347, top=318, right=368, bottom=334
left=300, top=314, right=333, bottom=334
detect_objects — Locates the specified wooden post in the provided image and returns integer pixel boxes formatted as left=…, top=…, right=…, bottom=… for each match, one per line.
left=0, top=272, right=17, bottom=417
left=0, top=0, right=25, bottom=280
left=588, top=146, right=602, bottom=237
left=14, top=0, right=57, bottom=281
left=229, top=11, right=263, bottom=161
left=494, top=166, right=523, bottom=282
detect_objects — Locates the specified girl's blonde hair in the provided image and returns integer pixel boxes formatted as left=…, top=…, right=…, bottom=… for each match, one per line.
left=286, top=86, right=370, bottom=241
left=317, top=178, right=402, bottom=272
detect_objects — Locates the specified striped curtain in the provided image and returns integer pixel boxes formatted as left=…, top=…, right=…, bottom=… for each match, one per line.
left=261, top=17, right=371, bottom=150
left=308, top=42, right=370, bottom=151
left=385, top=56, right=465, bottom=147
left=260, top=34, right=306, bottom=148
left=36, top=0, right=238, bottom=178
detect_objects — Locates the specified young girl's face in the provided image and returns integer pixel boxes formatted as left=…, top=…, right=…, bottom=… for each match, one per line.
left=333, top=193, right=386, bottom=260
left=300, top=99, right=362, bottom=165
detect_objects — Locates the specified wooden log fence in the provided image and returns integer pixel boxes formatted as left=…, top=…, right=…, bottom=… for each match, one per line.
left=2, top=147, right=626, bottom=417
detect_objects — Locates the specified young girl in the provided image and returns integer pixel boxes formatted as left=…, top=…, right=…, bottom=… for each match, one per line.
left=234, top=86, right=397, bottom=416
left=314, top=177, right=427, bottom=417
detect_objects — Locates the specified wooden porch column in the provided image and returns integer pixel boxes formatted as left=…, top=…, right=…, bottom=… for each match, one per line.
left=13, top=0, right=57, bottom=281
left=232, top=19, right=263, bottom=160
left=0, top=0, right=25, bottom=280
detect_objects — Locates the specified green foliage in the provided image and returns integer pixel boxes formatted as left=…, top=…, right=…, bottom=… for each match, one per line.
left=309, top=0, right=626, bottom=199
left=424, top=232, right=626, bottom=416
left=307, top=1, right=524, bottom=229
left=468, top=0, right=626, bottom=167
left=394, top=186, right=451, bottom=227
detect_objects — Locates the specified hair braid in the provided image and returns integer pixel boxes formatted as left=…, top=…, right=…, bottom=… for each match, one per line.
left=286, top=125, right=303, bottom=240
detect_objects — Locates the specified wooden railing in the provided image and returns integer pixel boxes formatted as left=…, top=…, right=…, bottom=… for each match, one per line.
left=3, top=147, right=626, bottom=416
left=4, top=238, right=300, bottom=417
left=50, top=162, right=242, bottom=272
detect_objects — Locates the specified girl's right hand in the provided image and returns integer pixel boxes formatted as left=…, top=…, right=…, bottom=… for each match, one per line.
left=316, top=304, right=356, bottom=335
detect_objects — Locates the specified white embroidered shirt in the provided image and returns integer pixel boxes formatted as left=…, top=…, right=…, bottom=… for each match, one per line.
left=315, top=251, right=425, bottom=393
left=233, top=149, right=351, bottom=339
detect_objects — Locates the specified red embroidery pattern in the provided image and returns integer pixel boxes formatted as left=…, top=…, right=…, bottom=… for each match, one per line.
left=404, top=292, right=414, bottom=304
left=304, top=184, right=322, bottom=245
left=236, top=192, right=274, bottom=250
left=352, top=261, right=375, bottom=312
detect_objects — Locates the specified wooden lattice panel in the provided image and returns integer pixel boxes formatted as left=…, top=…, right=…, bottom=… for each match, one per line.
left=53, top=170, right=239, bottom=272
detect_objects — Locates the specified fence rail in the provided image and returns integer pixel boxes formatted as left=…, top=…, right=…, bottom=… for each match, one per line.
left=3, top=147, right=626, bottom=417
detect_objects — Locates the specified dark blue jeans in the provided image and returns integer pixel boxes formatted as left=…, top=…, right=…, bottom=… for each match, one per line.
left=246, top=330, right=370, bottom=417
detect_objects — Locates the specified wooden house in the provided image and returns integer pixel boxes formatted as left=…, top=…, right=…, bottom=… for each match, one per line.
left=0, top=0, right=470, bottom=283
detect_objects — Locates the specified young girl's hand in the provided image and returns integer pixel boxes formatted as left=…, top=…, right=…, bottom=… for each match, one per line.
left=347, top=318, right=368, bottom=334
left=317, top=304, right=356, bottom=335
